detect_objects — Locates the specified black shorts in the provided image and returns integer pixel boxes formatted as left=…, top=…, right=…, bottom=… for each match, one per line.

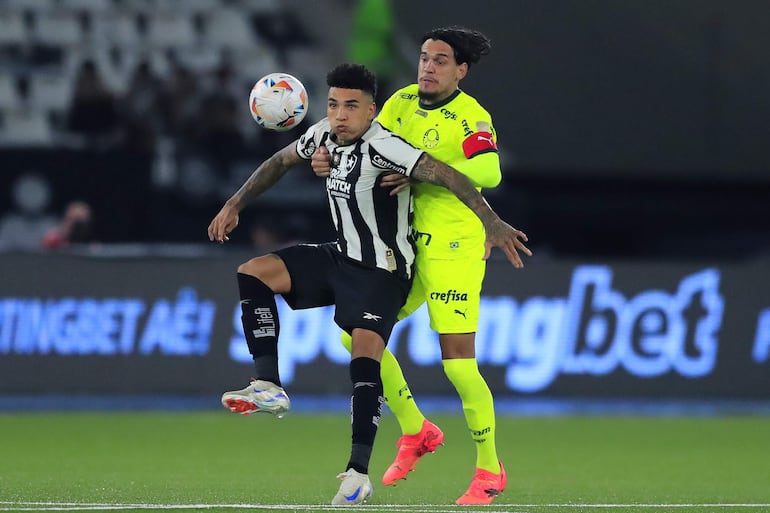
left=274, top=243, right=411, bottom=344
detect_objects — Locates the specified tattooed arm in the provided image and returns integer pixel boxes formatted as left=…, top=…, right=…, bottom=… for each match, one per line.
left=411, top=153, right=533, bottom=268
left=208, top=142, right=303, bottom=243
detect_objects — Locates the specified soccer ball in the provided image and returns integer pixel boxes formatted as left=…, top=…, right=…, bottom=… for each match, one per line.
left=248, top=72, right=308, bottom=131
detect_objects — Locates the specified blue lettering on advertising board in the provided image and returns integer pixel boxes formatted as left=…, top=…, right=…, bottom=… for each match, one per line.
left=0, top=288, right=214, bottom=356
left=506, top=266, right=723, bottom=391
left=227, top=266, right=726, bottom=392
left=0, top=266, right=740, bottom=393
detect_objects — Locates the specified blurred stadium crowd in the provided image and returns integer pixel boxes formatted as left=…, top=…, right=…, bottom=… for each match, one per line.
left=0, top=0, right=332, bottom=250
left=1, top=0, right=769, bottom=261
left=0, top=0, right=321, bottom=146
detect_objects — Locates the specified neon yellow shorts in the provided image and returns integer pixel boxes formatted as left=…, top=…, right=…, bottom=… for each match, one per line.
left=398, top=248, right=486, bottom=334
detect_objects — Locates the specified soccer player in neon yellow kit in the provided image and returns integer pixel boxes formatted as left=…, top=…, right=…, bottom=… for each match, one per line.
left=313, top=26, right=532, bottom=504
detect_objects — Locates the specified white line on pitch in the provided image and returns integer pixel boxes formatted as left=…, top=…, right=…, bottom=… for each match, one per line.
left=2, top=502, right=770, bottom=511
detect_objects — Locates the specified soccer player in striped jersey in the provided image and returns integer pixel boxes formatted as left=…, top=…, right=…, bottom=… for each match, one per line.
left=312, top=27, right=530, bottom=504
left=208, top=63, right=528, bottom=505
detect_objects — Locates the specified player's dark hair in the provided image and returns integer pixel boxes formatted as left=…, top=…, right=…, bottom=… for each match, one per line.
left=326, top=63, right=377, bottom=100
left=421, top=26, right=491, bottom=68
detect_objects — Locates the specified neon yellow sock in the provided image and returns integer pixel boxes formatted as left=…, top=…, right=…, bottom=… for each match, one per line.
left=442, top=358, right=499, bottom=472
left=341, top=331, right=425, bottom=435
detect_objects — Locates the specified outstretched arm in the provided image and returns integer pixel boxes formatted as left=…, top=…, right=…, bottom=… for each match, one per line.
left=410, top=153, right=532, bottom=268
left=208, top=142, right=303, bottom=243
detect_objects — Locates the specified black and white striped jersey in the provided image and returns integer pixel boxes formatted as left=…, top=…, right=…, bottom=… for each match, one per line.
left=296, top=120, right=423, bottom=279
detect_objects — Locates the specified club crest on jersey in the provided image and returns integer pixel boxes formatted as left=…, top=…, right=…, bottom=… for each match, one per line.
left=423, top=128, right=439, bottom=149
left=344, top=154, right=358, bottom=173
left=330, top=150, right=358, bottom=175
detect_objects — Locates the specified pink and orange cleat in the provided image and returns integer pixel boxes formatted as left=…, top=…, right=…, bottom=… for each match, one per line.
left=381, top=419, right=445, bottom=486
left=455, top=460, right=507, bottom=505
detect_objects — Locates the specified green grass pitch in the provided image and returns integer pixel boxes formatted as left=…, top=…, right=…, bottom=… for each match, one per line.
left=1, top=410, right=768, bottom=512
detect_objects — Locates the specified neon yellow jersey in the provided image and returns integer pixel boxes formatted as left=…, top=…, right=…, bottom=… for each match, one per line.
left=377, top=84, right=501, bottom=258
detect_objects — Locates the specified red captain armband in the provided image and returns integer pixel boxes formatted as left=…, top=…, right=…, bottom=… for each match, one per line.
left=462, top=131, right=498, bottom=158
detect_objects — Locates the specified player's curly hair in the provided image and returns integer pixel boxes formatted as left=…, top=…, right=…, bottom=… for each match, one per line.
left=421, top=26, right=491, bottom=68
left=326, top=63, right=378, bottom=100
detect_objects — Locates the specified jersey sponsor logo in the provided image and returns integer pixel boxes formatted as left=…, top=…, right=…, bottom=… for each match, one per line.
left=370, top=148, right=408, bottom=174
left=461, top=119, right=474, bottom=136
left=326, top=177, right=352, bottom=196
left=462, top=130, right=498, bottom=159
left=399, top=92, right=418, bottom=100
left=422, top=128, right=439, bottom=149
left=363, top=312, right=382, bottom=321
left=328, top=153, right=353, bottom=197
left=430, top=289, right=469, bottom=304
left=440, top=107, right=457, bottom=120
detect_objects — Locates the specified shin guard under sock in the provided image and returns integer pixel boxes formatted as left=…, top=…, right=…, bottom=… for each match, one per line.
left=341, top=331, right=424, bottom=435
left=443, top=358, right=499, bottom=472
left=237, top=272, right=281, bottom=386
left=347, top=356, right=383, bottom=474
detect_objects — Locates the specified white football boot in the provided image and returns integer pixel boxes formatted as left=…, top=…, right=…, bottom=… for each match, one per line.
left=220, top=379, right=290, bottom=418
left=331, top=468, right=373, bottom=505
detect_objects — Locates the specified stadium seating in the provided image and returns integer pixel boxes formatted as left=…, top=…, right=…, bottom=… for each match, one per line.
left=0, top=0, right=316, bottom=146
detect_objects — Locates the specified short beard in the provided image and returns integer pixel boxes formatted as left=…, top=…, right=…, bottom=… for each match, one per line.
left=417, top=88, right=441, bottom=105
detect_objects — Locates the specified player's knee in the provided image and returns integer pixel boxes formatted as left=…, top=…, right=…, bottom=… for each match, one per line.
left=350, top=328, right=385, bottom=360
left=237, top=255, right=289, bottom=292
left=237, top=257, right=262, bottom=276
left=442, top=358, right=480, bottom=388
left=438, top=333, right=476, bottom=359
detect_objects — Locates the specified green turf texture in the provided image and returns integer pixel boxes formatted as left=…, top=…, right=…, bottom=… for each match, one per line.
left=1, top=411, right=768, bottom=512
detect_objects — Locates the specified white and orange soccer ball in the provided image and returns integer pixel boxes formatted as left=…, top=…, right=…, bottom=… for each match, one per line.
left=248, top=72, right=308, bottom=131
